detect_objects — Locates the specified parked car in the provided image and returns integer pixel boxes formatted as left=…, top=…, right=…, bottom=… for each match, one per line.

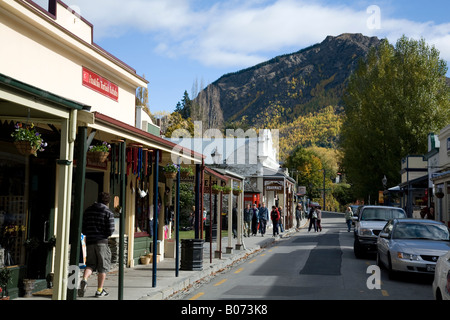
left=353, top=206, right=406, bottom=258
left=376, top=219, right=450, bottom=279
left=432, top=250, right=450, bottom=300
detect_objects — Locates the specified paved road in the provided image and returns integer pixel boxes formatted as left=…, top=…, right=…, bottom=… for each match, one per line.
left=172, top=212, right=435, bottom=300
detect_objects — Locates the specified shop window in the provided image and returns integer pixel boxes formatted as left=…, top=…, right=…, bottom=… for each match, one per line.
left=0, top=150, right=27, bottom=266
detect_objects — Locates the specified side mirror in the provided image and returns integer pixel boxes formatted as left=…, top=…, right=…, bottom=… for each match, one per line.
left=379, top=232, right=389, bottom=239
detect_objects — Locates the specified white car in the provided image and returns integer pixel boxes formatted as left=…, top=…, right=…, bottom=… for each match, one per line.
left=433, top=250, right=450, bottom=300
left=376, top=219, right=450, bottom=279
left=353, top=206, right=406, bottom=258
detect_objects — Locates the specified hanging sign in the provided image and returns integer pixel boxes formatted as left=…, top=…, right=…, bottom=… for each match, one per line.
left=82, top=67, right=119, bottom=101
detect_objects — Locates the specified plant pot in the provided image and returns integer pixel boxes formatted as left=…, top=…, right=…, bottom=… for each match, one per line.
left=140, top=256, right=150, bottom=265
left=180, top=171, right=191, bottom=178
left=23, top=279, right=36, bottom=297
left=164, top=172, right=177, bottom=180
left=233, top=191, right=241, bottom=196
left=14, top=141, right=38, bottom=156
left=87, top=151, right=109, bottom=163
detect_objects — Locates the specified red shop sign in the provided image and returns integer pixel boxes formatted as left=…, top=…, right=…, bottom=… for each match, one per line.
left=82, top=67, right=119, bottom=101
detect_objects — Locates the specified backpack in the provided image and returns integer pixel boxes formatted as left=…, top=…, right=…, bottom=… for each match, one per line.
left=271, top=209, right=279, bottom=221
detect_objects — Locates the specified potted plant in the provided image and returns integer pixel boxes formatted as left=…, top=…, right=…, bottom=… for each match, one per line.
left=233, top=187, right=242, bottom=196
left=222, top=186, right=231, bottom=194
left=211, top=184, right=223, bottom=194
left=87, top=141, right=111, bottom=163
left=163, top=162, right=179, bottom=180
left=0, top=267, right=12, bottom=300
left=11, top=122, right=47, bottom=156
left=180, top=166, right=193, bottom=178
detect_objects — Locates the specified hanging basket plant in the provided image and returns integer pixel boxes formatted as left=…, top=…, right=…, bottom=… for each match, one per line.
left=222, top=186, right=232, bottom=194
left=87, top=141, right=111, bottom=163
left=163, top=162, right=179, bottom=180
left=180, top=166, right=193, bottom=178
left=233, top=187, right=242, bottom=195
left=11, top=123, right=47, bottom=156
left=211, top=184, right=223, bottom=194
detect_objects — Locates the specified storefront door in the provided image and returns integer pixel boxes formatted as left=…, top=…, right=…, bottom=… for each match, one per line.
left=27, top=157, right=56, bottom=279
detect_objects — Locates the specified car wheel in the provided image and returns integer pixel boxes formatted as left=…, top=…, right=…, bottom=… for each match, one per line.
left=435, top=288, right=442, bottom=300
left=387, top=254, right=397, bottom=280
left=354, top=238, right=363, bottom=259
left=376, top=252, right=384, bottom=269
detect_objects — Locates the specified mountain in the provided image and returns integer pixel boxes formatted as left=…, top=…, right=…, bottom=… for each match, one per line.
left=193, top=33, right=381, bottom=131
left=189, top=33, right=449, bottom=160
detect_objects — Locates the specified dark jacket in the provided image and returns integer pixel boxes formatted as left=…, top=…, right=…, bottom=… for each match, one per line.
left=82, top=202, right=115, bottom=245
left=244, top=208, right=252, bottom=222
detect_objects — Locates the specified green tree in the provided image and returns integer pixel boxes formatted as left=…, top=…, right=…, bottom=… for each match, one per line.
left=164, top=112, right=194, bottom=138
left=175, top=90, right=192, bottom=119
left=340, top=36, right=450, bottom=201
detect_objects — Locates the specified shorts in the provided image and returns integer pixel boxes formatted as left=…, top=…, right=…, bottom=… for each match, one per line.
left=85, top=243, right=111, bottom=273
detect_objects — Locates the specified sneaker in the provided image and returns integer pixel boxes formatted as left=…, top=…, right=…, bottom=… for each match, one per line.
left=78, top=279, right=87, bottom=297
left=95, top=289, right=109, bottom=297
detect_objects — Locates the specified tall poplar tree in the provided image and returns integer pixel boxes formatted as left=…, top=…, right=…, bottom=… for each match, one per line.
left=340, top=36, right=450, bottom=201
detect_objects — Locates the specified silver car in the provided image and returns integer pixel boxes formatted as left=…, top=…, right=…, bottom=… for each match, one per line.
left=377, top=219, right=450, bottom=279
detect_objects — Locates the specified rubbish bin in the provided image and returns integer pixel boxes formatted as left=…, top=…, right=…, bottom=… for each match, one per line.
left=205, top=224, right=217, bottom=242
left=180, top=239, right=204, bottom=271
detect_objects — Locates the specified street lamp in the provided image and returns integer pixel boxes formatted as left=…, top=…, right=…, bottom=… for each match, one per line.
left=382, top=175, right=389, bottom=205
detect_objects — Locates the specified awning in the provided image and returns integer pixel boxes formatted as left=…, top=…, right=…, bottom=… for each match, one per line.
left=91, top=112, right=204, bottom=164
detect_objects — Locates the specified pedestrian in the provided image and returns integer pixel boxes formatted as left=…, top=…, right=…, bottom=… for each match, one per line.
left=251, top=203, right=259, bottom=236
left=295, top=203, right=303, bottom=230
left=344, top=206, right=353, bottom=232
left=243, top=204, right=252, bottom=237
left=278, top=206, right=284, bottom=233
left=315, top=206, right=322, bottom=232
left=308, top=206, right=317, bottom=232
left=258, top=202, right=269, bottom=236
left=270, top=206, right=280, bottom=236
left=79, top=192, right=115, bottom=298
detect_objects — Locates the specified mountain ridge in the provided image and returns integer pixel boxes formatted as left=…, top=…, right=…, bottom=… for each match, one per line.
left=193, top=33, right=382, bottom=131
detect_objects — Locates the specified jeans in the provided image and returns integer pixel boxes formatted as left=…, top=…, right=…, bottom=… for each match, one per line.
left=346, top=219, right=352, bottom=232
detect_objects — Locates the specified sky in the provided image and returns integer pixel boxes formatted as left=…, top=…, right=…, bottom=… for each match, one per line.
left=40, top=0, right=450, bottom=114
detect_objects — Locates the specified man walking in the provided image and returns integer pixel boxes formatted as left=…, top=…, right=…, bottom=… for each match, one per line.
left=258, top=202, right=269, bottom=237
left=78, top=192, right=115, bottom=297
left=243, top=204, right=252, bottom=237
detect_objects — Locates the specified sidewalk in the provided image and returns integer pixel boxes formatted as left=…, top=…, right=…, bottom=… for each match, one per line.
left=78, top=227, right=298, bottom=300
left=18, top=220, right=306, bottom=300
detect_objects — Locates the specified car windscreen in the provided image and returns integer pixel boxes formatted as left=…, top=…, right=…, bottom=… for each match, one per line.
left=393, top=223, right=450, bottom=241
left=360, top=208, right=406, bottom=221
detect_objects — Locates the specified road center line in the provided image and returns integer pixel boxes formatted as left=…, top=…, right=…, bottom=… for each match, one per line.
left=234, top=268, right=244, bottom=274
left=189, top=292, right=205, bottom=300
left=214, top=279, right=227, bottom=286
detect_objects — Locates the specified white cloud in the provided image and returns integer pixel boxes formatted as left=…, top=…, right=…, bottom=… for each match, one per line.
left=68, top=0, right=450, bottom=69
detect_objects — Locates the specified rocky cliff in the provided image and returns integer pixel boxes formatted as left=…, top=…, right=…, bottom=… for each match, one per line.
left=193, top=33, right=382, bottom=129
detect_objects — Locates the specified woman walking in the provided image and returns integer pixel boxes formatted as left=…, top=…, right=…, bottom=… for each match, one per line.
left=344, top=206, right=353, bottom=232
